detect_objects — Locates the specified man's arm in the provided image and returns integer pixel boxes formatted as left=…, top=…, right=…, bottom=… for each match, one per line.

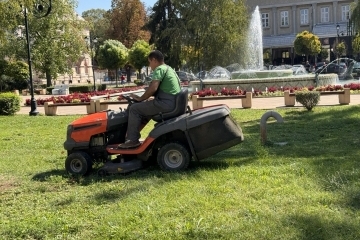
left=130, top=80, right=160, bottom=102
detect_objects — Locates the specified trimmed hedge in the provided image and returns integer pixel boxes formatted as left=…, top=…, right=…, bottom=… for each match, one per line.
left=0, top=92, right=21, bottom=115
left=46, top=84, right=107, bottom=94
left=295, top=91, right=320, bottom=111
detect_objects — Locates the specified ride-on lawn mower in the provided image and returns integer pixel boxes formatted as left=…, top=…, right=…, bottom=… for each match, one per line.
left=63, top=88, right=244, bottom=176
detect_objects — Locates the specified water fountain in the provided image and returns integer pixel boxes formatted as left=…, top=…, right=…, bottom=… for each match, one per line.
left=190, top=5, right=340, bottom=92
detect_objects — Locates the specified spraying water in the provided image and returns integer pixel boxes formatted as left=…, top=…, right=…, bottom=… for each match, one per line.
left=244, top=6, right=263, bottom=71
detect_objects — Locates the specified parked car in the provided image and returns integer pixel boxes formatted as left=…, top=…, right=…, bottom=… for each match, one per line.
left=176, top=71, right=197, bottom=84
left=314, top=62, right=327, bottom=71
left=196, top=71, right=209, bottom=79
left=315, top=62, right=347, bottom=75
left=352, top=61, right=360, bottom=77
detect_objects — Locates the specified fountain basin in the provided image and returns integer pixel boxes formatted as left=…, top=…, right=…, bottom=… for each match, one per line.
left=189, top=74, right=338, bottom=92
left=231, top=69, right=293, bottom=79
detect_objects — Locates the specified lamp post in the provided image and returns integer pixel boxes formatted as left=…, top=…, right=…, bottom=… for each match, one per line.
left=85, top=35, right=98, bottom=91
left=23, top=0, right=52, bottom=116
left=336, top=24, right=340, bottom=65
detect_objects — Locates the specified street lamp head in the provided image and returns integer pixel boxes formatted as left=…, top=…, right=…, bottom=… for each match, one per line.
left=336, top=24, right=340, bottom=30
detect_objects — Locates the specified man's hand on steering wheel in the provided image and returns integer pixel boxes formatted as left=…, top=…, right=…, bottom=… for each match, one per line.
left=129, top=93, right=141, bottom=102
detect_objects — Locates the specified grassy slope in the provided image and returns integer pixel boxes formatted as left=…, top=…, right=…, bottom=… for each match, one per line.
left=0, top=106, right=360, bottom=239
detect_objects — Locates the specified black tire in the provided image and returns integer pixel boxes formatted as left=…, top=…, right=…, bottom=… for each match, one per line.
left=65, top=152, right=93, bottom=176
left=157, top=142, right=191, bottom=171
left=97, top=169, right=108, bottom=177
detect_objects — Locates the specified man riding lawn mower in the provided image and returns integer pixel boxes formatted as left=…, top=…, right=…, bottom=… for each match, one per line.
left=63, top=51, right=244, bottom=176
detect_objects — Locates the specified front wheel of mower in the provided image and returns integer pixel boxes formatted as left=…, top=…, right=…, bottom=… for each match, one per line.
left=65, top=152, right=93, bottom=176
left=157, top=142, right=190, bottom=171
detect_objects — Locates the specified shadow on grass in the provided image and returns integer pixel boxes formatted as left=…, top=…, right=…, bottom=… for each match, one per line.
left=32, top=169, right=68, bottom=181
left=284, top=214, right=360, bottom=240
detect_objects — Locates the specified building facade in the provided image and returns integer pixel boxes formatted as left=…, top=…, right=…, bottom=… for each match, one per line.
left=245, top=0, right=358, bottom=66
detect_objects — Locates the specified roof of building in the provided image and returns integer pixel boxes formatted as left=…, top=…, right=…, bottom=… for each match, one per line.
left=312, top=23, right=348, bottom=38
left=263, top=22, right=349, bottom=48
left=263, top=34, right=296, bottom=48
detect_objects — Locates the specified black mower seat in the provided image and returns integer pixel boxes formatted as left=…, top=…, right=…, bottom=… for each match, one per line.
left=152, top=88, right=189, bottom=122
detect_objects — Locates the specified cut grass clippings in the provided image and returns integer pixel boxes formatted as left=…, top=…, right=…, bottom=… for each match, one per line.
left=1, top=106, right=360, bottom=239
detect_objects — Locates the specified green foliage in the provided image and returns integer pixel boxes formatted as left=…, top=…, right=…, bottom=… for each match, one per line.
left=4, top=61, right=29, bottom=91
left=294, top=31, right=321, bottom=59
left=295, top=90, right=320, bottom=111
left=97, top=39, right=128, bottom=86
left=146, top=0, right=248, bottom=70
left=263, top=49, right=272, bottom=64
left=334, top=41, right=347, bottom=57
left=350, top=2, right=360, bottom=32
left=81, top=9, right=110, bottom=44
left=0, top=92, right=20, bottom=115
left=128, top=40, right=152, bottom=73
left=134, top=79, right=144, bottom=86
left=97, top=39, right=128, bottom=70
left=352, top=33, right=360, bottom=54
left=1, top=0, right=88, bottom=87
left=319, top=48, right=329, bottom=60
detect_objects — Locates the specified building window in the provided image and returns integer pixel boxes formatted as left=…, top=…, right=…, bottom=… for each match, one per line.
left=262, top=13, right=269, bottom=28
left=321, top=7, right=330, bottom=23
left=281, top=11, right=289, bottom=26
left=342, top=5, right=350, bottom=21
left=300, top=9, right=309, bottom=25
left=282, top=51, right=290, bottom=58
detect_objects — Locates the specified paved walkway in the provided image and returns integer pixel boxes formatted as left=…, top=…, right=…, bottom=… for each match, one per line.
left=18, top=94, right=360, bottom=115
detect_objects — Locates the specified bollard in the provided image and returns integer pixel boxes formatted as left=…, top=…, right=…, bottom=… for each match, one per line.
left=260, top=111, right=284, bottom=144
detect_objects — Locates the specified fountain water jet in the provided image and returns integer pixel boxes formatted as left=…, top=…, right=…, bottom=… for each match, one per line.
left=190, top=5, right=340, bottom=92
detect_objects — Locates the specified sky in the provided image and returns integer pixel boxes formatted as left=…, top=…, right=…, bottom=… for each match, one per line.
left=76, top=0, right=157, bottom=15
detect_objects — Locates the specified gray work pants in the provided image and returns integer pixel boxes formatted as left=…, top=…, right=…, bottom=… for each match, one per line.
left=126, top=91, right=176, bottom=141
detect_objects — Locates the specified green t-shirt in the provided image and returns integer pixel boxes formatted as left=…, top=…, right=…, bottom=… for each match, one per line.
left=151, top=65, right=181, bottom=95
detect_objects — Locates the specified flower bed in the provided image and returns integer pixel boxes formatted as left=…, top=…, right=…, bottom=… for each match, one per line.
left=191, top=83, right=360, bottom=98
left=25, top=86, right=144, bottom=106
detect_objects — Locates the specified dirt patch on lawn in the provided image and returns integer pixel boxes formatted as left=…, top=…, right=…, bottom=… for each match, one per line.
left=0, top=175, right=18, bottom=193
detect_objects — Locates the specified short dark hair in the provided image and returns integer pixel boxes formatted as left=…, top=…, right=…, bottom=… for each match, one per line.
left=148, top=50, right=164, bottom=62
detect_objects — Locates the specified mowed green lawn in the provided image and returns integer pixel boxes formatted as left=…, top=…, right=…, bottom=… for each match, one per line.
left=1, top=106, right=360, bottom=240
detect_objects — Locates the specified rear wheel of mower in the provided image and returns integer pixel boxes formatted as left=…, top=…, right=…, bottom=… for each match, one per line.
left=157, top=142, right=190, bottom=171
left=65, top=152, right=93, bottom=176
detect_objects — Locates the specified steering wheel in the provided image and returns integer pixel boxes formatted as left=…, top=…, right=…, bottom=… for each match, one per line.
left=122, top=94, right=140, bottom=105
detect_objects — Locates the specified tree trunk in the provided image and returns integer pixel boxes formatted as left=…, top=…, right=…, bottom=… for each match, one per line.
left=115, top=68, right=118, bottom=87
left=46, top=69, right=52, bottom=87
left=126, top=65, right=131, bottom=83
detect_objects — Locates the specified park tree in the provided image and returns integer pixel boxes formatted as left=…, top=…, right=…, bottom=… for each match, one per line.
left=294, top=31, right=321, bottom=61
left=0, top=59, right=9, bottom=91
left=1, top=0, right=88, bottom=87
left=4, top=61, right=29, bottom=91
left=128, top=40, right=152, bottom=74
left=351, top=2, right=360, bottom=31
left=107, top=0, right=150, bottom=49
left=97, top=39, right=128, bottom=87
left=319, top=48, right=329, bottom=61
left=352, top=33, right=360, bottom=58
left=334, top=41, right=347, bottom=58
left=146, top=0, right=248, bottom=71
left=82, top=8, right=110, bottom=44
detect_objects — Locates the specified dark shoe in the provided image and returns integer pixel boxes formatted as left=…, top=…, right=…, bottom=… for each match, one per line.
left=117, top=140, right=141, bottom=149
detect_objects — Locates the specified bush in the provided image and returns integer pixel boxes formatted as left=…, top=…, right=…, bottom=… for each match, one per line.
left=134, top=79, right=144, bottom=86
left=295, top=91, right=320, bottom=111
left=0, top=92, right=21, bottom=115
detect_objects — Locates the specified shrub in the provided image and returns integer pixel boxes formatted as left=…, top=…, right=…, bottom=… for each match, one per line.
left=0, top=92, right=21, bottom=115
left=295, top=90, right=320, bottom=111
left=134, top=79, right=144, bottom=86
